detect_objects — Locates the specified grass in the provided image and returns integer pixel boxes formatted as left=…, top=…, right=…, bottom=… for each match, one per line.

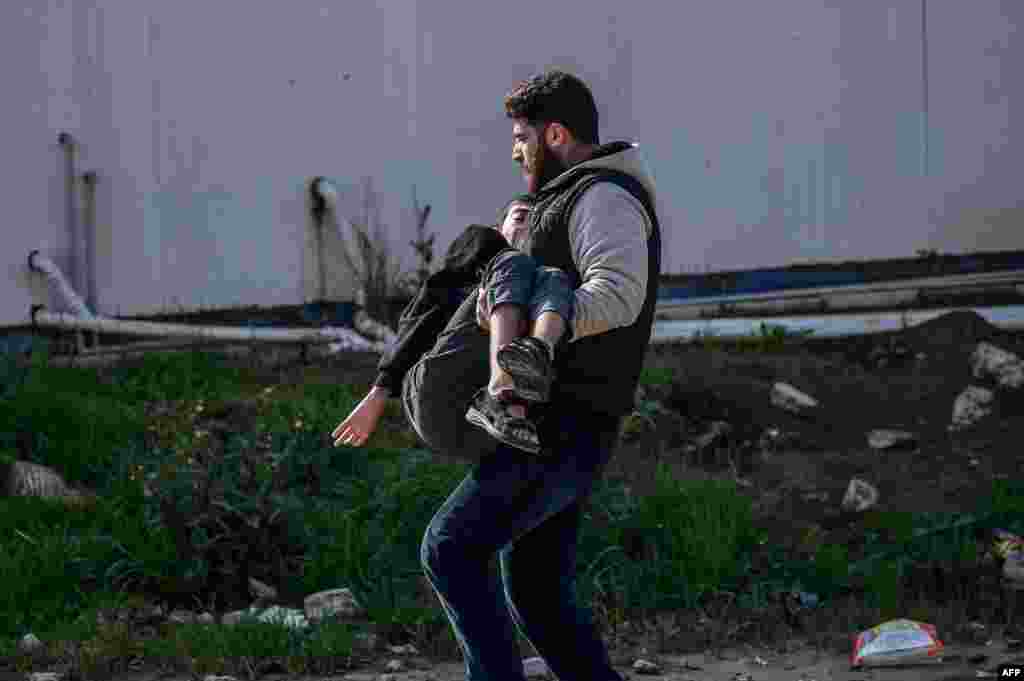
left=0, top=330, right=1021, bottom=675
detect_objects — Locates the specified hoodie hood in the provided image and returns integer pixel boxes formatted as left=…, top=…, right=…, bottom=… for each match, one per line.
left=539, top=141, right=661, bottom=223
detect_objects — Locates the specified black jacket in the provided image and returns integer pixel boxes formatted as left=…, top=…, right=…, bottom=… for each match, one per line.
left=521, top=142, right=663, bottom=418
left=372, top=225, right=511, bottom=394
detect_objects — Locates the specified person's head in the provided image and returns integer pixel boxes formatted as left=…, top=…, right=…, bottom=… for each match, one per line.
left=497, top=193, right=535, bottom=246
left=504, top=70, right=600, bottom=193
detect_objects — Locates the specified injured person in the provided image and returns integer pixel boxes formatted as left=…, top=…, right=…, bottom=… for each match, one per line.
left=331, top=193, right=574, bottom=456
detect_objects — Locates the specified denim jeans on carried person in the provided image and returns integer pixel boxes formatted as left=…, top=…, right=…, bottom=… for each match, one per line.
left=419, top=408, right=624, bottom=681
left=401, top=248, right=574, bottom=462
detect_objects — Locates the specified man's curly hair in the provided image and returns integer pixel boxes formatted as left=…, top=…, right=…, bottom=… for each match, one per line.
left=503, top=70, right=600, bottom=145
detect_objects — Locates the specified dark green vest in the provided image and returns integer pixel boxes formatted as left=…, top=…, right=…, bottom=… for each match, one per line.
left=522, top=142, right=663, bottom=418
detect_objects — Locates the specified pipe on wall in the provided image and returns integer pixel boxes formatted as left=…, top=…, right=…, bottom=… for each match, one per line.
left=81, top=170, right=98, bottom=313
left=27, top=251, right=394, bottom=353
left=27, top=250, right=94, bottom=318
left=649, top=304, right=1024, bottom=345
left=57, top=133, right=81, bottom=297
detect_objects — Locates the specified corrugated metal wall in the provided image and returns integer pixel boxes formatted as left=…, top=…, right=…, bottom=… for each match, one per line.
left=3, top=0, right=1021, bottom=326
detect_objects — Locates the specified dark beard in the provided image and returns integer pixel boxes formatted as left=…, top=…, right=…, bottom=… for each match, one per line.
left=526, top=135, right=568, bottom=193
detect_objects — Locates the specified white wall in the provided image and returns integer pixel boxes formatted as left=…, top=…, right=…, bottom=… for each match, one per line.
left=4, top=0, right=1022, bottom=327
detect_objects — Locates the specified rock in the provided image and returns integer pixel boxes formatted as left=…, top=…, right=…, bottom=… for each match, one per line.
left=28, top=674, right=63, bottom=681
left=305, top=587, right=366, bottom=622
left=842, top=478, right=879, bottom=512
left=2, top=456, right=93, bottom=503
left=770, top=382, right=818, bottom=413
left=971, top=342, right=1024, bottom=389
left=256, top=605, right=308, bottom=629
left=353, top=632, right=380, bottom=651
left=249, top=577, right=277, bottom=602
left=1004, top=551, right=1024, bottom=583
left=167, top=609, right=195, bottom=624
left=949, top=385, right=995, bottom=431
left=867, top=429, right=918, bottom=450
left=18, top=633, right=43, bottom=653
left=694, top=421, right=733, bottom=452
left=197, top=612, right=215, bottom=625
left=632, top=658, right=661, bottom=674
left=202, top=676, right=239, bottom=681
left=220, top=605, right=308, bottom=629
left=387, top=644, right=419, bottom=655
left=220, top=609, right=247, bottom=626
left=523, top=656, right=550, bottom=678
left=384, top=659, right=405, bottom=672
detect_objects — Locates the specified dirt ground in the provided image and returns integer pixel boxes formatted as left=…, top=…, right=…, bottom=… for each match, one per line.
left=24, top=308, right=1024, bottom=680
left=172, top=308, right=1024, bottom=681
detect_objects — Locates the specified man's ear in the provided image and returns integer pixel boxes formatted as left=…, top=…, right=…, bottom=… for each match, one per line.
left=545, top=122, right=573, bottom=148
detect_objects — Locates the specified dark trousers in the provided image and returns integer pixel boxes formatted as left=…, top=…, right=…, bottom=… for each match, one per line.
left=403, top=250, right=625, bottom=680
left=419, top=410, right=624, bottom=680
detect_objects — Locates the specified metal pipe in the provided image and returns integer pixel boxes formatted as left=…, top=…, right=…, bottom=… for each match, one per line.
left=27, top=250, right=94, bottom=318
left=30, top=307, right=383, bottom=346
left=57, top=133, right=80, bottom=296
left=81, top=170, right=98, bottom=312
left=57, top=132, right=88, bottom=353
left=650, top=304, right=1024, bottom=345
left=657, top=269, right=1024, bottom=319
left=309, top=176, right=332, bottom=310
left=26, top=251, right=395, bottom=355
left=81, top=170, right=100, bottom=350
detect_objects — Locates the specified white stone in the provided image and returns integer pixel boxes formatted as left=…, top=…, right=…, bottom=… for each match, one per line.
left=1005, top=551, right=1024, bottom=583
left=632, top=658, right=662, bottom=674
left=384, top=659, right=405, bottom=672
left=523, top=656, right=550, bottom=678
left=867, top=429, right=917, bottom=450
left=770, top=382, right=818, bottom=413
left=949, top=385, right=995, bottom=431
left=305, top=587, right=366, bottom=622
left=18, top=633, right=43, bottom=653
left=167, top=609, right=195, bottom=624
left=387, top=644, right=419, bottom=655
left=197, top=612, right=215, bottom=625
left=28, top=674, right=63, bottom=681
left=220, top=605, right=308, bottom=629
left=971, top=342, right=1024, bottom=389
left=842, top=478, right=879, bottom=512
left=256, top=605, right=308, bottom=629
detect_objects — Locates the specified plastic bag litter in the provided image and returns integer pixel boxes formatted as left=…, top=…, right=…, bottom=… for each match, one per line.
left=851, top=619, right=944, bottom=667
left=993, top=529, right=1024, bottom=560
left=993, top=529, right=1024, bottom=584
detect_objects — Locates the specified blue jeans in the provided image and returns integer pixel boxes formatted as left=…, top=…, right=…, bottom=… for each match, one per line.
left=419, top=408, right=625, bottom=681
left=480, top=248, right=575, bottom=327
left=402, top=249, right=574, bottom=462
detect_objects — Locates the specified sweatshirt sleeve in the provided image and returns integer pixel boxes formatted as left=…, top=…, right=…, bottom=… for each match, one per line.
left=565, top=182, right=651, bottom=342
left=373, top=285, right=452, bottom=394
